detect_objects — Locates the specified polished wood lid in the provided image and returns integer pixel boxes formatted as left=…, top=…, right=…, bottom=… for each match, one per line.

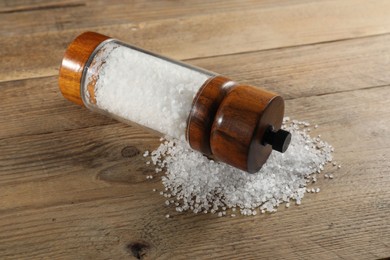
left=58, top=32, right=110, bottom=106
left=187, top=76, right=290, bottom=173
left=186, top=76, right=237, bottom=156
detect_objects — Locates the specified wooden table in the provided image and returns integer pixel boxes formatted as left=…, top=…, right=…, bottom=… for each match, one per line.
left=1, top=0, right=389, bottom=259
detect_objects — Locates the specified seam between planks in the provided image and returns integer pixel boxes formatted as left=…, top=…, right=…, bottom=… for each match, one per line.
left=284, top=83, right=390, bottom=101
left=0, top=2, right=85, bottom=14
left=0, top=84, right=389, bottom=141
left=186, top=31, right=390, bottom=63
left=2, top=30, right=390, bottom=85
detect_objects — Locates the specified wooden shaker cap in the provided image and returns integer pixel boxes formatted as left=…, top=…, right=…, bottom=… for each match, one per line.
left=187, top=76, right=289, bottom=173
left=186, top=76, right=236, bottom=156
left=58, top=32, right=110, bottom=106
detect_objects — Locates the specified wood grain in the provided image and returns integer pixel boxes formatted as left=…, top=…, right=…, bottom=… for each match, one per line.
left=3, top=0, right=390, bottom=83
left=187, top=76, right=234, bottom=156
left=187, top=75, right=286, bottom=173
left=1, top=0, right=390, bottom=259
left=1, top=34, right=390, bottom=140
left=210, top=84, right=283, bottom=173
left=0, top=86, right=389, bottom=259
left=58, top=31, right=109, bottom=105
left=0, top=0, right=310, bottom=35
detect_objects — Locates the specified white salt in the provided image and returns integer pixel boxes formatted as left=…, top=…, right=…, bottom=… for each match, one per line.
left=148, top=119, right=334, bottom=216
left=88, top=42, right=211, bottom=140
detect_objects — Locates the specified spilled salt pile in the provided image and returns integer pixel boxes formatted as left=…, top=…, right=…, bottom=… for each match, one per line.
left=147, top=118, right=337, bottom=216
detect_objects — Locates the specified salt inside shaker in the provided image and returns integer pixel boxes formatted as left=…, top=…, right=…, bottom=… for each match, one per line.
left=59, top=32, right=291, bottom=173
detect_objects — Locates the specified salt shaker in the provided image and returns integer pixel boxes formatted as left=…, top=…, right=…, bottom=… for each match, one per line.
left=59, top=32, right=291, bottom=173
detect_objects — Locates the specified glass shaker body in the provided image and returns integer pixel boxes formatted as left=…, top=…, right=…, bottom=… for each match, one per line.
left=82, top=39, right=215, bottom=140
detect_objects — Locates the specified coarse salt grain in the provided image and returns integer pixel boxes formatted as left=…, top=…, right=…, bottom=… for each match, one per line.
left=147, top=119, right=334, bottom=216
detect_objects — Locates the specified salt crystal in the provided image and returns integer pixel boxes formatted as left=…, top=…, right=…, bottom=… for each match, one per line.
left=165, top=214, right=170, bottom=219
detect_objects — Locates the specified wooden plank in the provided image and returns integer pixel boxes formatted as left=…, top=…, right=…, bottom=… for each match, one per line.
left=0, top=0, right=310, bottom=35
left=1, top=1, right=390, bottom=259
left=193, top=33, right=390, bottom=100
left=0, top=0, right=82, bottom=13
left=0, top=86, right=389, bottom=259
left=0, top=0, right=85, bottom=14
left=0, top=76, right=115, bottom=140
left=2, top=34, right=390, bottom=140
left=2, top=0, right=390, bottom=82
